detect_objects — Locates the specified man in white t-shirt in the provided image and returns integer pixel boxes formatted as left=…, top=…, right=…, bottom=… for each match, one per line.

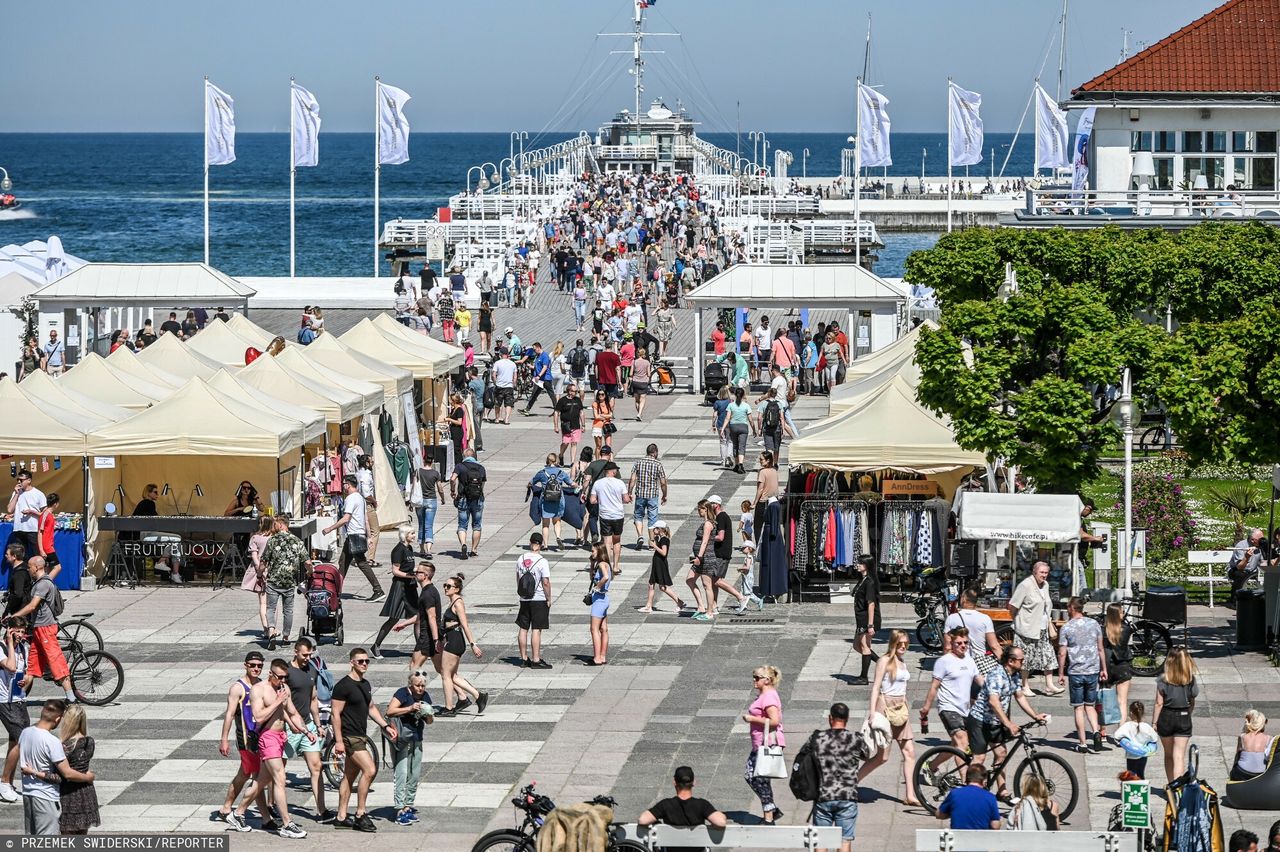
left=944, top=590, right=1000, bottom=671
left=515, top=533, right=553, bottom=669
left=590, top=463, right=630, bottom=576
left=7, top=472, right=45, bottom=560
left=752, top=316, right=773, bottom=382
left=322, top=476, right=383, bottom=601
left=19, top=699, right=94, bottom=835
left=491, top=351, right=518, bottom=425
left=921, top=626, right=980, bottom=759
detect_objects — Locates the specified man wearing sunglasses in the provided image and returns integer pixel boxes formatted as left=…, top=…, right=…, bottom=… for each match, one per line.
left=332, top=648, right=397, bottom=832
left=250, top=659, right=315, bottom=839
left=218, top=652, right=270, bottom=833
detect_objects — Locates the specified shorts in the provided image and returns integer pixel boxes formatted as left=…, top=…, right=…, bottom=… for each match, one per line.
left=1156, top=708, right=1193, bottom=738
left=257, top=728, right=287, bottom=761
left=27, top=624, right=70, bottom=682
left=43, top=552, right=60, bottom=571
left=0, top=703, right=30, bottom=742
left=285, top=721, right=323, bottom=757
left=443, top=628, right=466, bottom=657
left=812, top=799, right=858, bottom=842
left=562, top=429, right=583, bottom=445
left=631, top=382, right=650, bottom=396
left=540, top=498, right=566, bottom=520
left=457, top=498, right=484, bottom=530
left=239, top=748, right=261, bottom=776
left=633, top=496, right=660, bottom=526
left=600, top=517, right=624, bottom=537
left=1108, top=661, right=1134, bottom=685
left=592, top=426, right=604, bottom=439
left=590, top=592, right=610, bottom=619
left=342, top=734, right=372, bottom=757
left=414, top=628, right=439, bottom=655
left=516, top=600, right=550, bottom=630
left=496, top=387, right=515, bottom=407
left=1068, top=673, right=1099, bottom=707
left=965, top=717, right=1010, bottom=755
left=939, top=710, right=967, bottom=736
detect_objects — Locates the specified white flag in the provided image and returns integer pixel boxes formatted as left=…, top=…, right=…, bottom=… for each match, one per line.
left=204, top=80, right=236, bottom=166
left=948, top=82, right=983, bottom=167
left=1034, top=84, right=1070, bottom=170
left=291, top=83, right=321, bottom=168
left=376, top=81, right=411, bottom=166
left=857, top=83, right=892, bottom=168
left=1071, top=106, right=1097, bottom=192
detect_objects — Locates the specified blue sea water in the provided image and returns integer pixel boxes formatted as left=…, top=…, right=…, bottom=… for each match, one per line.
left=0, top=131, right=1033, bottom=278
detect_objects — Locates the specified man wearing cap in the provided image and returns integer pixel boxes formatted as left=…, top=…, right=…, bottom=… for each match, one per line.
left=591, top=462, right=631, bottom=576
left=522, top=342, right=557, bottom=415
left=491, top=350, right=517, bottom=426
left=515, top=534, right=553, bottom=669
left=503, top=328, right=523, bottom=358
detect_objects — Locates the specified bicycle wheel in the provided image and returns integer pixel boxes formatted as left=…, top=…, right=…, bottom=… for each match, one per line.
left=321, top=738, right=380, bottom=791
left=1013, top=752, right=1079, bottom=821
left=59, top=620, right=104, bottom=656
left=1130, top=620, right=1171, bottom=677
left=912, top=745, right=971, bottom=815
left=916, top=616, right=944, bottom=653
left=471, top=829, right=535, bottom=852
left=995, top=624, right=1015, bottom=650
left=610, top=841, right=649, bottom=852
left=70, top=650, right=124, bottom=706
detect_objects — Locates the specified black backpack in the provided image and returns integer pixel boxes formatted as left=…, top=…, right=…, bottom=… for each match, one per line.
left=569, top=347, right=589, bottom=375
left=789, top=731, right=823, bottom=802
left=763, top=400, right=782, bottom=432
left=542, top=472, right=564, bottom=503
left=460, top=462, right=485, bottom=501
left=482, top=382, right=496, bottom=409
left=517, top=563, right=538, bottom=599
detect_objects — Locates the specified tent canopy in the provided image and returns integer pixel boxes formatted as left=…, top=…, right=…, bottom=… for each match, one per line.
left=58, top=353, right=171, bottom=410
left=0, top=377, right=92, bottom=454
left=185, top=319, right=265, bottom=367
left=273, top=348, right=383, bottom=414
left=238, top=352, right=364, bottom=424
left=684, top=263, right=911, bottom=308
left=954, top=492, right=1084, bottom=544
left=225, top=313, right=274, bottom=348
left=135, top=331, right=223, bottom=380
left=370, top=314, right=467, bottom=372
left=86, top=377, right=304, bottom=457
left=0, top=240, right=88, bottom=287
left=105, top=346, right=186, bottom=389
left=31, top=262, right=255, bottom=307
left=302, top=333, right=412, bottom=400
left=340, top=318, right=461, bottom=380
left=0, top=272, right=38, bottom=307
left=205, top=370, right=327, bottom=444
left=16, top=370, right=131, bottom=425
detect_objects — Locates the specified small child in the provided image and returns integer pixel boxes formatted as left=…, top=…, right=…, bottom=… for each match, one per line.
left=735, top=540, right=765, bottom=613
left=1114, top=700, right=1159, bottom=780
left=739, top=500, right=754, bottom=549
left=641, top=521, right=683, bottom=614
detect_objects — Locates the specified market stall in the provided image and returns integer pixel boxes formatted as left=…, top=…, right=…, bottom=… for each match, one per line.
left=57, top=353, right=173, bottom=410
left=104, top=345, right=186, bottom=390
left=135, top=331, right=223, bottom=380
left=952, top=491, right=1085, bottom=602
left=17, top=370, right=131, bottom=425
left=298, top=333, right=413, bottom=435
left=185, top=318, right=268, bottom=368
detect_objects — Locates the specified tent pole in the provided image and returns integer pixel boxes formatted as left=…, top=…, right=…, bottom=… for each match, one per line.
left=693, top=308, right=702, bottom=395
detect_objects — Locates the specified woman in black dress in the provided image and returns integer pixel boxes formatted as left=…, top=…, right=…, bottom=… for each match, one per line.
left=372, top=525, right=418, bottom=659
left=641, top=520, right=683, bottom=613
left=478, top=303, right=495, bottom=353
left=445, top=394, right=467, bottom=462
left=58, top=704, right=99, bottom=835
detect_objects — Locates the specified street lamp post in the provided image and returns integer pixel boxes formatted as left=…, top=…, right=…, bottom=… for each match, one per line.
left=921, top=148, right=927, bottom=185
left=802, top=148, right=809, bottom=179
left=1120, top=367, right=1134, bottom=590
left=466, top=165, right=484, bottom=196
left=0, top=167, right=11, bottom=192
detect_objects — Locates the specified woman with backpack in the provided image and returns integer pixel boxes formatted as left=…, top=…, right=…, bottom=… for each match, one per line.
left=529, top=454, right=574, bottom=550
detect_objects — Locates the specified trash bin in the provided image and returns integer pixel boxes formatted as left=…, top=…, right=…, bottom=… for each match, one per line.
left=1236, top=588, right=1267, bottom=650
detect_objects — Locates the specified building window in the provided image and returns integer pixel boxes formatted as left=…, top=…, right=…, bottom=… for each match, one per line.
left=1153, top=157, right=1175, bottom=190
left=1182, top=131, right=1227, bottom=154
left=1234, top=132, right=1256, bottom=152
left=1183, top=157, right=1225, bottom=189
left=1183, top=131, right=1203, bottom=153
left=1155, top=131, right=1177, bottom=153
left=1259, top=132, right=1278, bottom=153
left=1233, top=157, right=1277, bottom=191
left=1131, top=131, right=1153, bottom=152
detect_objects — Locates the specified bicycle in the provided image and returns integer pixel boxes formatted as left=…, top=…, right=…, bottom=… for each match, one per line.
left=514, top=363, right=536, bottom=401
left=912, top=718, right=1079, bottom=820
left=652, top=359, right=677, bottom=395
left=316, top=704, right=383, bottom=790
left=1090, top=587, right=1173, bottom=677
left=59, top=612, right=105, bottom=657
left=0, top=615, right=123, bottom=706
left=470, top=782, right=647, bottom=852
left=905, top=571, right=954, bottom=653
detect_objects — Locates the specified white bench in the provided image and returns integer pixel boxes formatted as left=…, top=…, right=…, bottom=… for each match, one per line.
left=613, top=823, right=844, bottom=850
left=915, top=829, right=1140, bottom=852
left=1188, top=548, right=1239, bottom=608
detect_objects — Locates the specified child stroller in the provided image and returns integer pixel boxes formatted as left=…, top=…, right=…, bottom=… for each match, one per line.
left=301, top=563, right=344, bottom=646
left=702, top=360, right=727, bottom=405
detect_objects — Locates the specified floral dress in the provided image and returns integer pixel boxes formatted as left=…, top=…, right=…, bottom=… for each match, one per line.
left=59, top=736, right=100, bottom=832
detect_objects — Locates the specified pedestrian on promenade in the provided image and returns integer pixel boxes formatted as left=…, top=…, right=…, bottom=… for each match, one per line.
left=754, top=387, right=786, bottom=455
left=628, top=443, right=667, bottom=551
left=641, top=521, right=683, bottom=614
left=592, top=388, right=616, bottom=455
left=861, top=629, right=919, bottom=805
left=244, top=515, right=273, bottom=642
left=1009, top=775, right=1058, bottom=830
left=639, top=765, right=727, bottom=831
left=944, top=590, right=1000, bottom=674
left=523, top=342, right=557, bottom=414
left=450, top=448, right=487, bottom=561
left=596, top=340, right=622, bottom=399
left=515, top=533, right=553, bottom=669
left=821, top=330, right=845, bottom=391
left=810, top=701, right=873, bottom=852
left=969, top=646, right=1045, bottom=798
left=372, top=526, right=418, bottom=659
left=590, top=462, right=629, bottom=577
left=415, top=460, right=446, bottom=559
left=262, top=516, right=311, bottom=651
left=7, top=470, right=45, bottom=560
left=324, top=476, right=385, bottom=602
left=849, top=556, right=881, bottom=685
left=478, top=303, right=494, bottom=352
left=19, top=700, right=94, bottom=837
left=936, top=764, right=1000, bottom=831
left=1231, top=830, right=1260, bottom=852
left=387, top=672, right=433, bottom=825
left=218, top=652, right=269, bottom=831
left=530, top=454, right=574, bottom=550
left=735, top=533, right=765, bottom=613
left=586, top=543, right=613, bottom=665
left=920, top=626, right=979, bottom=765
left=554, top=383, right=586, bottom=469
left=436, top=573, right=487, bottom=715
left=56, top=704, right=99, bottom=835
left=701, top=496, right=746, bottom=618
left=1154, top=646, right=1199, bottom=783
left=0, top=615, right=29, bottom=804
left=491, top=350, right=516, bottom=425
left=397, top=563, right=441, bottom=677
left=12, top=557, right=74, bottom=704
left=250, top=658, right=314, bottom=839
left=284, top=639, right=327, bottom=822
left=579, top=447, right=611, bottom=547
left=1115, top=700, right=1158, bottom=780
left=445, top=393, right=468, bottom=463
left=332, top=648, right=398, bottom=833
left=1057, top=596, right=1107, bottom=753
left=1008, top=561, right=1061, bottom=696
left=1102, top=602, right=1135, bottom=741
left=721, top=387, right=753, bottom=474
left=355, top=455, right=381, bottom=567
left=711, top=387, right=733, bottom=468
left=631, top=347, right=652, bottom=420
left=742, top=665, right=785, bottom=824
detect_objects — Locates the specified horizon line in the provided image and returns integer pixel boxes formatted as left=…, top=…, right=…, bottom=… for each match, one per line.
left=0, top=128, right=1026, bottom=136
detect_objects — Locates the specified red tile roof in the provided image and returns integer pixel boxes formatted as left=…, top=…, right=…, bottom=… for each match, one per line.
left=1075, top=0, right=1280, bottom=95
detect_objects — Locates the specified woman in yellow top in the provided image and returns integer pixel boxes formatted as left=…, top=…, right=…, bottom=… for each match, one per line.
left=455, top=304, right=472, bottom=345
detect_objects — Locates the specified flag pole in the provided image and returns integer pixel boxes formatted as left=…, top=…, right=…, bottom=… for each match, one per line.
left=203, top=76, right=210, bottom=266
left=947, top=78, right=954, bottom=233
left=854, top=76, right=862, bottom=267
left=290, top=77, right=296, bottom=279
left=374, top=75, right=381, bottom=278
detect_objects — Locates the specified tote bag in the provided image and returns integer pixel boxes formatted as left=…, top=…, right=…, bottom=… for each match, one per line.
left=754, top=720, right=789, bottom=779
left=1099, top=686, right=1122, bottom=726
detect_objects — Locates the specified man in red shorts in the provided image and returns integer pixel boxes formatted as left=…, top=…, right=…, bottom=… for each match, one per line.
left=218, top=652, right=270, bottom=832
left=10, top=557, right=73, bottom=704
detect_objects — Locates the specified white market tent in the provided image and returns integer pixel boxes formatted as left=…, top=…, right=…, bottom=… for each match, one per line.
left=953, top=492, right=1084, bottom=544
left=341, top=317, right=464, bottom=379
left=16, top=369, right=131, bottom=425
left=224, top=313, right=275, bottom=348
left=57, top=353, right=172, bottom=410
left=0, top=240, right=88, bottom=287
left=273, top=348, right=383, bottom=415
left=0, top=377, right=93, bottom=454
left=238, top=353, right=365, bottom=425
left=105, top=345, right=186, bottom=389
left=206, top=370, right=327, bottom=444
left=0, top=272, right=37, bottom=305
left=303, top=333, right=413, bottom=402
left=135, top=331, right=222, bottom=380
left=370, top=314, right=467, bottom=373
left=185, top=319, right=266, bottom=367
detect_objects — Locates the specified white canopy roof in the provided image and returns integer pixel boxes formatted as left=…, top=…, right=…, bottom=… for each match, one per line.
left=105, top=346, right=186, bottom=389
left=58, top=353, right=171, bottom=410
left=16, top=370, right=131, bottom=425
left=369, top=314, right=467, bottom=373
left=185, top=319, right=266, bottom=367
left=274, top=348, right=383, bottom=415
left=206, top=370, right=327, bottom=444
left=238, top=352, right=364, bottom=424
left=684, top=263, right=910, bottom=308
left=135, top=332, right=222, bottom=380
left=0, top=240, right=88, bottom=287
left=86, top=377, right=304, bottom=458
left=0, top=377, right=92, bottom=454
left=225, top=313, right=275, bottom=347
left=300, top=333, right=413, bottom=405
left=341, top=317, right=464, bottom=380
left=954, top=492, right=1084, bottom=544
left=32, top=263, right=255, bottom=307
left=0, top=272, right=38, bottom=307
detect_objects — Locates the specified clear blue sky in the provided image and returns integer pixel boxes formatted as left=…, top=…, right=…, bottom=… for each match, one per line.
left=2, top=0, right=1219, bottom=133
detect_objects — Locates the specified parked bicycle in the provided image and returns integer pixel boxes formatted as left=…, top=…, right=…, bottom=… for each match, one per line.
left=0, top=616, right=123, bottom=707
left=651, top=359, right=677, bottom=395
left=906, top=569, right=955, bottom=653
left=913, top=718, right=1079, bottom=820
left=317, top=703, right=382, bottom=790
left=59, top=612, right=105, bottom=657
left=1090, top=587, right=1173, bottom=677
left=470, top=783, right=646, bottom=852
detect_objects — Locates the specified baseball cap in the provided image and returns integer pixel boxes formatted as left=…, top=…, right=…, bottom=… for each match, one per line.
left=651, top=520, right=668, bottom=530
left=599, top=445, right=613, bottom=455
left=706, top=494, right=723, bottom=505
left=244, top=651, right=265, bottom=664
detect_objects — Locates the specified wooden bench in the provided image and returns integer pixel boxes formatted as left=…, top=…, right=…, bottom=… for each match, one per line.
left=613, top=823, right=844, bottom=850
left=915, top=829, right=1140, bottom=851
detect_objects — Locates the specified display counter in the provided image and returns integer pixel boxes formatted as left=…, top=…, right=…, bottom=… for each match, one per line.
left=0, top=522, right=86, bottom=591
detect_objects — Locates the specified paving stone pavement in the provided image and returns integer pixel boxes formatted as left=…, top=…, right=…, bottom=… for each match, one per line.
left=5, top=300, right=1278, bottom=848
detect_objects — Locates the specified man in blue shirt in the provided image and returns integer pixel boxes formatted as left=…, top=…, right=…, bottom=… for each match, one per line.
left=937, top=764, right=1000, bottom=831
left=522, top=342, right=557, bottom=415
left=467, top=367, right=486, bottom=453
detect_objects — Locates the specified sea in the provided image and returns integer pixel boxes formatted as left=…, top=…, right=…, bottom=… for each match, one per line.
left=0, top=131, right=1036, bottom=279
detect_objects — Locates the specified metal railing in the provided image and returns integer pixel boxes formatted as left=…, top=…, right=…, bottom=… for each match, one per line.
left=595, top=144, right=698, bottom=160
left=735, top=195, right=821, bottom=216
left=1024, top=186, right=1280, bottom=219
left=380, top=219, right=537, bottom=247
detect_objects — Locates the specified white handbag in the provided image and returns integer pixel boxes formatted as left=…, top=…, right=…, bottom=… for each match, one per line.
left=753, top=720, right=788, bottom=779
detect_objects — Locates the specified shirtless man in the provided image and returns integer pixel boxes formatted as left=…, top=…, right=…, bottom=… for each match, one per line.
left=218, top=652, right=271, bottom=833
left=251, top=658, right=315, bottom=839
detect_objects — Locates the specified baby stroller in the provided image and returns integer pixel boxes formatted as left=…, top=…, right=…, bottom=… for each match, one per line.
left=702, top=360, right=727, bottom=405
left=301, top=563, right=344, bottom=646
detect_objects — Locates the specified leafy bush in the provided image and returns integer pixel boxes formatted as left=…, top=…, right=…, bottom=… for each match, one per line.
left=1122, top=472, right=1199, bottom=561
left=1147, top=556, right=1193, bottom=585
left=1134, top=450, right=1269, bottom=482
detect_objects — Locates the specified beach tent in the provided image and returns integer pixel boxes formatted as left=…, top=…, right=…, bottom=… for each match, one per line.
left=105, top=346, right=186, bottom=389
left=185, top=318, right=268, bottom=367
left=238, top=352, right=364, bottom=424
left=224, top=313, right=275, bottom=348
left=57, top=353, right=172, bottom=410
left=0, top=377, right=93, bottom=454
left=0, top=240, right=88, bottom=287
left=301, top=333, right=413, bottom=402
left=340, top=318, right=463, bottom=379
left=206, top=370, right=327, bottom=444
left=273, top=348, right=382, bottom=416
left=16, top=369, right=131, bottom=425
left=370, top=314, right=467, bottom=373
left=828, top=319, right=933, bottom=415
left=135, top=332, right=222, bottom=380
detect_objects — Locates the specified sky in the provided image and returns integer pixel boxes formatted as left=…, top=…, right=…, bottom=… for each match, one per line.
left=1, top=0, right=1221, bottom=133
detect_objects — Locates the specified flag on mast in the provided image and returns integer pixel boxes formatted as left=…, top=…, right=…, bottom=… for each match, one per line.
left=1071, top=106, right=1097, bottom=192
left=856, top=83, right=892, bottom=168
left=1034, top=84, right=1070, bottom=170
left=204, top=81, right=236, bottom=166
left=291, top=83, right=321, bottom=168
left=948, top=82, right=983, bottom=167
left=376, top=81, right=412, bottom=165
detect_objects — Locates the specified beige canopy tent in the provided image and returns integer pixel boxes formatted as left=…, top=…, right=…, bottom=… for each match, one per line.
left=58, top=353, right=172, bottom=410
left=105, top=346, right=186, bottom=390
left=238, top=353, right=364, bottom=424
left=225, top=313, right=274, bottom=348
left=789, top=374, right=986, bottom=498
left=185, top=319, right=264, bottom=368
left=136, top=332, right=222, bottom=380
left=206, top=370, right=327, bottom=444
left=340, top=318, right=463, bottom=380
left=829, top=356, right=921, bottom=416
left=17, top=370, right=131, bottom=424
left=370, top=314, right=467, bottom=373
left=274, top=349, right=383, bottom=416
left=302, top=333, right=413, bottom=404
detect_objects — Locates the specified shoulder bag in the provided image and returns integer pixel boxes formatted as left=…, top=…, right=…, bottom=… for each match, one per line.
left=753, top=719, right=789, bottom=779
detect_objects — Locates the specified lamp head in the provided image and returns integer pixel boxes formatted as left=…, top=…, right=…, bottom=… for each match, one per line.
left=193, top=484, right=204, bottom=498
left=0, top=177, right=11, bottom=192
left=161, top=483, right=171, bottom=496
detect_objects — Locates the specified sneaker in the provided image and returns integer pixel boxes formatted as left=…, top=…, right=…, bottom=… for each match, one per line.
left=847, top=676, right=869, bottom=686
left=368, top=591, right=387, bottom=603
left=636, top=538, right=645, bottom=550
left=755, top=598, right=765, bottom=612
left=455, top=697, right=474, bottom=712
left=278, top=822, right=308, bottom=839
left=1074, top=743, right=1091, bottom=754
left=316, top=810, right=336, bottom=824
left=223, top=812, right=251, bottom=832
left=921, top=766, right=937, bottom=788
left=1092, top=731, right=1105, bottom=752
left=0, top=784, right=19, bottom=804
left=267, top=634, right=278, bottom=652
left=436, top=707, right=458, bottom=717
left=396, top=811, right=414, bottom=826
left=371, top=648, right=385, bottom=660
left=260, top=820, right=280, bottom=833
left=638, top=607, right=654, bottom=614
left=170, top=573, right=184, bottom=584
left=469, top=548, right=480, bottom=558
left=532, top=659, right=552, bottom=670
left=459, top=549, right=469, bottom=560
left=332, top=816, right=355, bottom=830
left=691, top=612, right=710, bottom=622
left=476, top=692, right=489, bottom=714
left=354, top=814, right=377, bottom=833
left=735, top=602, right=749, bottom=614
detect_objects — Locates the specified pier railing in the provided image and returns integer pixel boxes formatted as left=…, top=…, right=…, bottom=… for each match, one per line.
left=733, top=195, right=821, bottom=216
left=1023, top=187, right=1280, bottom=219
left=380, top=219, right=537, bottom=249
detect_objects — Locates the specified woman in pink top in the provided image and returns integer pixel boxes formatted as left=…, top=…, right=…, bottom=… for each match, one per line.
left=619, top=339, right=636, bottom=386
left=743, top=664, right=785, bottom=824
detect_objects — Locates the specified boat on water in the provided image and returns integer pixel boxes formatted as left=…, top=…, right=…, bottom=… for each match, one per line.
left=0, top=194, right=20, bottom=212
